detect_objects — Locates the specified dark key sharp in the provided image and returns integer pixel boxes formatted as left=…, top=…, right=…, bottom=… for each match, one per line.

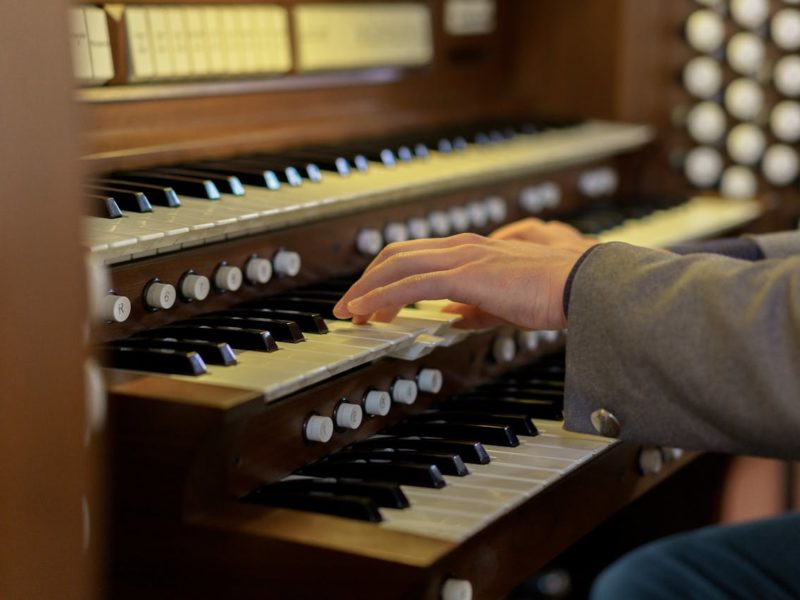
left=299, top=147, right=369, bottom=172
left=211, top=158, right=303, bottom=187
left=388, top=422, right=519, bottom=448
left=280, top=151, right=351, bottom=176
left=448, top=397, right=563, bottom=421
left=331, top=450, right=469, bottom=477
left=300, top=461, right=446, bottom=489
left=114, top=171, right=220, bottom=199
left=412, top=411, right=538, bottom=437
left=222, top=308, right=328, bottom=334
left=87, top=185, right=153, bottom=213
left=243, top=491, right=382, bottom=522
left=87, top=191, right=151, bottom=213
left=257, top=479, right=409, bottom=509
left=110, top=337, right=236, bottom=366
left=185, top=161, right=281, bottom=190
left=102, top=346, right=207, bottom=376
left=96, top=178, right=181, bottom=207
left=192, top=316, right=305, bottom=343
left=469, top=387, right=563, bottom=401
left=88, top=195, right=123, bottom=219
left=248, top=297, right=338, bottom=319
left=243, top=156, right=323, bottom=183
left=352, top=437, right=490, bottom=464
left=140, top=325, right=278, bottom=352
left=478, top=380, right=565, bottom=393
left=151, top=167, right=245, bottom=195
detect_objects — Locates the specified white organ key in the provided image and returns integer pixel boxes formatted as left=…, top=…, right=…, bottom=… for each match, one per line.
left=69, top=8, right=93, bottom=84
left=84, top=7, right=114, bottom=84
left=203, top=6, right=227, bottom=76
left=185, top=8, right=210, bottom=76
left=147, top=7, right=176, bottom=79
left=167, top=7, right=192, bottom=77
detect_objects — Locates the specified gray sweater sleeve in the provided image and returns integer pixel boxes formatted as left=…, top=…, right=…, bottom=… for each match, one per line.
left=749, top=230, right=800, bottom=258
left=563, top=242, right=800, bottom=459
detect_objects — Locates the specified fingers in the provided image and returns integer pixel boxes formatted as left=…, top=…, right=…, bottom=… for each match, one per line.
left=442, top=302, right=508, bottom=329
left=334, top=240, right=487, bottom=318
left=490, top=218, right=547, bottom=241
left=361, top=232, right=487, bottom=276
left=344, top=269, right=465, bottom=318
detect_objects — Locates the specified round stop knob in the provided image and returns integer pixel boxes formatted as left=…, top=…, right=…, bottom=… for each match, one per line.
left=416, top=368, right=443, bottom=394
left=492, top=335, right=516, bottom=364
left=101, top=294, right=131, bottom=323
left=363, top=390, right=391, bottom=416
left=441, top=579, right=473, bottom=600
left=384, top=222, right=409, bottom=245
left=356, top=228, right=384, bottom=256
left=214, top=265, right=243, bottom=292
left=144, top=281, right=176, bottom=310
left=245, top=257, right=273, bottom=285
left=391, top=378, right=418, bottom=405
left=304, top=415, right=333, bottom=443
left=407, top=217, right=431, bottom=239
left=335, top=403, right=363, bottom=430
left=273, top=249, right=301, bottom=277
left=180, top=273, right=210, bottom=301
left=428, top=210, right=451, bottom=237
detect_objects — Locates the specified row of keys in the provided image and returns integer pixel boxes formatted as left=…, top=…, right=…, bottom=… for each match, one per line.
left=84, top=120, right=654, bottom=263
left=100, top=249, right=301, bottom=322
left=70, top=6, right=114, bottom=86
left=303, top=368, right=444, bottom=443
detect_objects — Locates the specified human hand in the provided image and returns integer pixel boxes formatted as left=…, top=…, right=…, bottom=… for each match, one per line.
left=490, top=217, right=598, bottom=253
left=332, top=233, right=584, bottom=331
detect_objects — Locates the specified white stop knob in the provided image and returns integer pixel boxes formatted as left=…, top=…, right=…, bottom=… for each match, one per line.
left=245, top=257, right=273, bottom=285
left=731, top=0, right=770, bottom=29
left=384, top=222, right=409, bottom=244
left=484, top=196, right=508, bottom=223
left=762, top=144, right=800, bottom=185
left=101, top=294, right=131, bottom=323
left=517, top=330, right=540, bottom=352
left=441, top=578, right=473, bottom=600
left=686, top=10, right=726, bottom=53
left=363, top=390, right=391, bottom=416
left=305, top=415, right=334, bottom=443
left=726, top=32, right=765, bottom=76
left=391, top=379, right=418, bottom=405
left=466, top=201, right=489, bottom=228
left=770, top=101, right=800, bottom=142
left=724, top=78, right=764, bottom=121
left=214, top=265, right=243, bottom=292
left=684, top=146, right=723, bottom=188
left=683, top=56, right=723, bottom=99
left=774, top=55, right=800, bottom=97
left=356, top=228, right=384, bottom=256
left=407, top=217, right=431, bottom=239
left=638, top=446, right=664, bottom=476
left=335, top=403, right=363, bottom=430
left=145, top=282, right=176, bottom=310
left=727, top=123, right=766, bottom=166
left=180, top=273, right=210, bottom=301
left=720, top=166, right=758, bottom=199
left=686, top=102, right=726, bottom=144
left=428, top=210, right=451, bottom=237
left=492, top=335, right=516, bottom=364
left=448, top=206, right=470, bottom=232
left=273, top=249, right=301, bottom=277
left=772, top=9, right=800, bottom=50
left=416, top=368, right=443, bottom=394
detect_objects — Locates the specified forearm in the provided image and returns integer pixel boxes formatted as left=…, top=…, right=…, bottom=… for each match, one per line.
left=563, top=243, right=800, bottom=459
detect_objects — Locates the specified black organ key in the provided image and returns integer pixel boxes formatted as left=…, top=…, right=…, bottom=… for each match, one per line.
left=388, top=423, right=520, bottom=448
left=87, top=185, right=153, bottom=213
left=298, top=146, right=370, bottom=172
left=336, top=144, right=396, bottom=168
left=191, top=315, right=305, bottom=343
left=149, top=167, right=245, bottom=196
left=204, top=158, right=303, bottom=187
left=89, top=194, right=123, bottom=219
left=110, top=337, right=237, bottom=366
left=222, top=308, right=328, bottom=334
left=244, top=491, right=382, bottom=523
left=331, top=450, right=469, bottom=477
left=96, top=178, right=181, bottom=207
left=138, top=325, right=278, bottom=352
left=477, top=379, right=565, bottom=393
left=447, top=397, right=563, bottom=421
left=300, top=460, right=446, bottom=489
left=255, top=479, right=409, bottom=509
left=113, top=171, right=220, bottom=200
left=243, top=155, right=323, bottom=183
left=352, top=437, right=490, bottom=465
left=279, top=150, right=353, bottom=176
left=462, top=387, right=563, bottom=402
left=87, top=191, right=151, bottom=214
left=102, top=345, right=207, bottom=376
left=183, top=161, right=281, bottom=190
left=412, top=410, right=539, bottom=437
left=247, top=297, right=339, bottom=319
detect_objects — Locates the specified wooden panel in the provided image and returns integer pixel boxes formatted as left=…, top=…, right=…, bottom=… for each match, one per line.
left=0, top=1, right=93, bottom=599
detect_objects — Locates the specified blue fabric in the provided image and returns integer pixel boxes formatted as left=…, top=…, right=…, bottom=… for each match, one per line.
left=591, top=512, right=800, bottom=600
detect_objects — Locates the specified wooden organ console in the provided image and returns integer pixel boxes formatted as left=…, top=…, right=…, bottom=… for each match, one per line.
left=5, top=1, right=798, bottom=599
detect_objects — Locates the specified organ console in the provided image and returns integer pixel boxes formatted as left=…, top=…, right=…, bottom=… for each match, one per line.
left=5, top=1, right=798, bottom=599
